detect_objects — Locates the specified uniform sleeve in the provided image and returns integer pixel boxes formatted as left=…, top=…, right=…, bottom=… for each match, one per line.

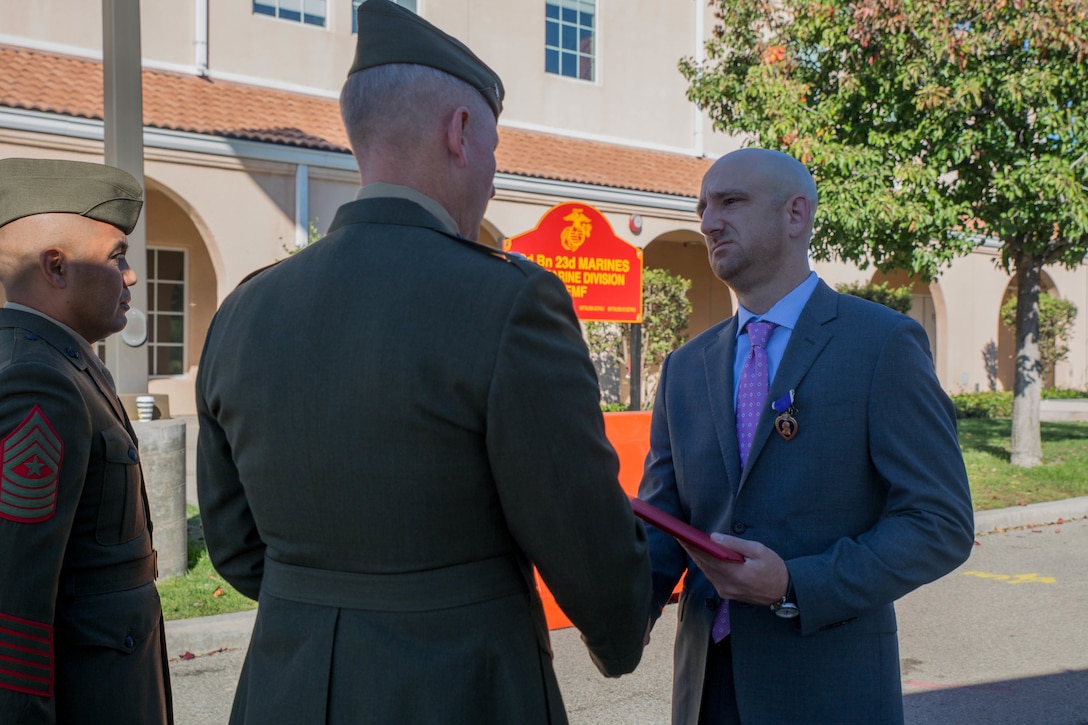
left=195, top=321, right=266, bottom=601
left=788, top=319, right=976, bottom=634
left=0, top=362, right=92, bottom=722
left=486, top=269, right=652, bottom=677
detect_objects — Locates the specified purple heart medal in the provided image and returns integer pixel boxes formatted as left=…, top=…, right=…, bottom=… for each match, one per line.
left=772, top=389, right=798, bottom=441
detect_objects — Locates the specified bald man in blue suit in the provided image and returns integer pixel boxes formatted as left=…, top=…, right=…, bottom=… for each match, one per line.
left=639, top=148, right=974, bottom=725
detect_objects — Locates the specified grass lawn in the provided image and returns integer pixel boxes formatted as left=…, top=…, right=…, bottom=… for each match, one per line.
left=158, top=418, right=1088, bottom=620
left=960, top=418, right=1088, bottom=511
left=157, top=505, right=257, bottom=622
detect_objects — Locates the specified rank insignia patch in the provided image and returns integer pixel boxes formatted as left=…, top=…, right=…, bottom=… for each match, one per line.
left=0, top=612, right=53, bottom=697
left=1, top=406, right=63, bottom=523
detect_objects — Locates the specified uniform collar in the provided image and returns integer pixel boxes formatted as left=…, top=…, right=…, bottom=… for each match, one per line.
left=3, top=301, right=116, bottom=390
left=355, top=183, right=461, bottom=237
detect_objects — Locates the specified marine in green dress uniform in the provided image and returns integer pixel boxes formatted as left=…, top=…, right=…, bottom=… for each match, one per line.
left=196, top=1, right=652, bottom=723
left=0, top=158, right=173, bottom=724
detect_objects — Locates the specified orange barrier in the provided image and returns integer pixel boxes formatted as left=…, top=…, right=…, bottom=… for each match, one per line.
left=538, top=411, right=652, bottom=630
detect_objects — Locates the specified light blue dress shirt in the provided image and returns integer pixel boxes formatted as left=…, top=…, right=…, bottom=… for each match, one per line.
left=733, top=272, right=819, bottom=406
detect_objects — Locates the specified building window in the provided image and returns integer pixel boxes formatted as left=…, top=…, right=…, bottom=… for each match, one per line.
left=254, top=0, right=327, bottom=27
left=353, top=0, right=416, bottom=33
left=545, top=0, right=595, bottom=81
left=147, top=248, right=187, bottom=377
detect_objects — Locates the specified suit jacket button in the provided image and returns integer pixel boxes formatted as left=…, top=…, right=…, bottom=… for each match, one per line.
left=732, top=522, right=747, bottom=534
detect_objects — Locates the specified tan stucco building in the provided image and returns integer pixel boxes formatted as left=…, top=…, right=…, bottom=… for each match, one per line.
left=2, top=0, right=1084, bottom=415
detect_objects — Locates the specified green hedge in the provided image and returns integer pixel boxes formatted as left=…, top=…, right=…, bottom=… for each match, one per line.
left=1042, top=387, right=1088, bottom=400
left=951, top=392, right=1013, bottom=419
left=951, top=388, right=1088, bottom=418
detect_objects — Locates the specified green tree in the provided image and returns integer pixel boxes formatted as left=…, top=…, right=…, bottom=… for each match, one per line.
left=1001, top=293, right=1078, bottom=380
left=681, top=0, right=1088, bottom=466
left=282, top=218, right=322, bottom=256
left=587, top=267, right=693, bottom=409
left=835, top=281, right=913, bottom=314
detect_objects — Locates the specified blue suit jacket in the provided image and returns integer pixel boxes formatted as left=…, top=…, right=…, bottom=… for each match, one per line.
left=639, top=280, right=974, bottom=725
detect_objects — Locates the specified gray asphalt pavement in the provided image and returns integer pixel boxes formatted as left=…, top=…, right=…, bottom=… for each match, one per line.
left=898, top=512, right=1088, bottom=724
left=174, top=415, right=1088, bottom=722
left=167, top=503, right=1088, bottom=724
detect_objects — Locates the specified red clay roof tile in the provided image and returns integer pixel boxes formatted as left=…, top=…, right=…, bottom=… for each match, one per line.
left=0, top=45, right=709, bottom=197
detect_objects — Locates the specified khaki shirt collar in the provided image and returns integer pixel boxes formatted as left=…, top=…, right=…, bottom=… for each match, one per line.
left=355, top=183, right=461, bottom=237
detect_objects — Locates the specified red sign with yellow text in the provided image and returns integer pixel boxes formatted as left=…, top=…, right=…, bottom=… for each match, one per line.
left=504, top=203, right=643, bottom=323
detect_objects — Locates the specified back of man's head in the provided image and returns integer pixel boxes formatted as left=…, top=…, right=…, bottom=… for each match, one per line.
left=337, top=1, right=503, bottom=238
left=340, top=0, right=503, bottom=163
left=340, top=64, right=475, bottom=158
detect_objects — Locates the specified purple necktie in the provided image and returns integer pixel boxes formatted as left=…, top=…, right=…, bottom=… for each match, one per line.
left=735, top=320, right=777, bottom=470
left=713, top=320, right=777, bottom=643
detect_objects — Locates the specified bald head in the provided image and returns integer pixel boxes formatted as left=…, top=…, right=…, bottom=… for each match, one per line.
left=698, top=148, right=817, bottom=226
left=0, top=214, right=72, bottom=294
left=697, top=148, right=818, bottom=312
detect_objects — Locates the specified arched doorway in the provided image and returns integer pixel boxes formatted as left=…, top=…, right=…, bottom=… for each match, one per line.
left=643, top=230, right=733, bottom=340
left=870, top=270, right=941, bottom=366
left=997, top=274, right=1058, bottom=391
left=143, top=181, right=218, bottom=415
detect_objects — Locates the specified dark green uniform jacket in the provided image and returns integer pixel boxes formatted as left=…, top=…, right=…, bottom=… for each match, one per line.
left=0, top=308, right=172, bottom=724
left=197, top=194, right=652, bottom=724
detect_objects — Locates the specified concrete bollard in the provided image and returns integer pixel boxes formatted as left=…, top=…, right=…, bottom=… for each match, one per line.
left=134, top=418, right=188, bottom=580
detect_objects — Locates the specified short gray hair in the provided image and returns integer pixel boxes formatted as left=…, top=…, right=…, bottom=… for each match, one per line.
left=340, top=64, right=483, bottom=155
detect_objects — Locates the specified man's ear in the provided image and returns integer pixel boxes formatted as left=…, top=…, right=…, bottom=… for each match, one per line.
left=446, top=106, right=471, bottom=168
left=39, top=248, right=68, bottom=289
left=786, top=194, right=813, bottom=238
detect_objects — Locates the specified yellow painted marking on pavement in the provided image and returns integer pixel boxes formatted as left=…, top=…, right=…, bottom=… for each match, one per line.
left=962, top=571, right=1056, bottom=584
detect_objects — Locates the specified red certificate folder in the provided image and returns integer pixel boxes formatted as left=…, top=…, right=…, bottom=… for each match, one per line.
left=630, top=497, right=744, bottom=562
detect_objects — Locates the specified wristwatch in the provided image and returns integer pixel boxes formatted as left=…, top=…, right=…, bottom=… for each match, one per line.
left=770, top=578, right=799, bottom=619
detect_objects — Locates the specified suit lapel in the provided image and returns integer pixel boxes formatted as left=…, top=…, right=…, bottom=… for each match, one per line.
left=739, top=282, right=838, bottom=490
left=703, top=317, right=744, bottom=493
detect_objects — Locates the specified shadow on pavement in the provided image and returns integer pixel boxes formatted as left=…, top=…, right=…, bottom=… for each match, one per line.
left=904, top=668, right=1088, bottom=725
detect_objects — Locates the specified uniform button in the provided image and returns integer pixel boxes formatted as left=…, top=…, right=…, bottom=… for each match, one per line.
left=65, top=346, right=80, bottom=358
left=123, top=635, right=135, bottom=649
left=24, top=332, right=38, bottom=340
left=128, top=448, right=138, bottom=461
left=732, top=522, right=747, bottom=534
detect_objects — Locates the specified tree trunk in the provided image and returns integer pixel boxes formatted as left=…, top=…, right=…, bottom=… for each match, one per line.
left=1010, top=249, right=1043, bottom=467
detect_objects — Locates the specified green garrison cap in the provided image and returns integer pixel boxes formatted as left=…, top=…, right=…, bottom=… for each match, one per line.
left=0, top=158, right=143, bottom=234
left=349, top=0, right=505, bottom=118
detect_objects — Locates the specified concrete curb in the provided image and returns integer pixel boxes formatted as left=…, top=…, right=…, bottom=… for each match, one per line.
left=164, top=497, right=1088, bottom=657
left=1039, top=399, right=1088, bottom=422
left=166, top=608, right=256, bottom=657
left=972, top=495, right=1088, bottom=534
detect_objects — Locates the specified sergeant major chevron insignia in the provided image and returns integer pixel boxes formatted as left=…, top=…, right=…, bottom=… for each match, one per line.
left=1, top=405, right=63, bottom=523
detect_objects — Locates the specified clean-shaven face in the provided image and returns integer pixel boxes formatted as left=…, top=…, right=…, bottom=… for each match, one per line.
left=60, top=216, right=137, bottom=344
